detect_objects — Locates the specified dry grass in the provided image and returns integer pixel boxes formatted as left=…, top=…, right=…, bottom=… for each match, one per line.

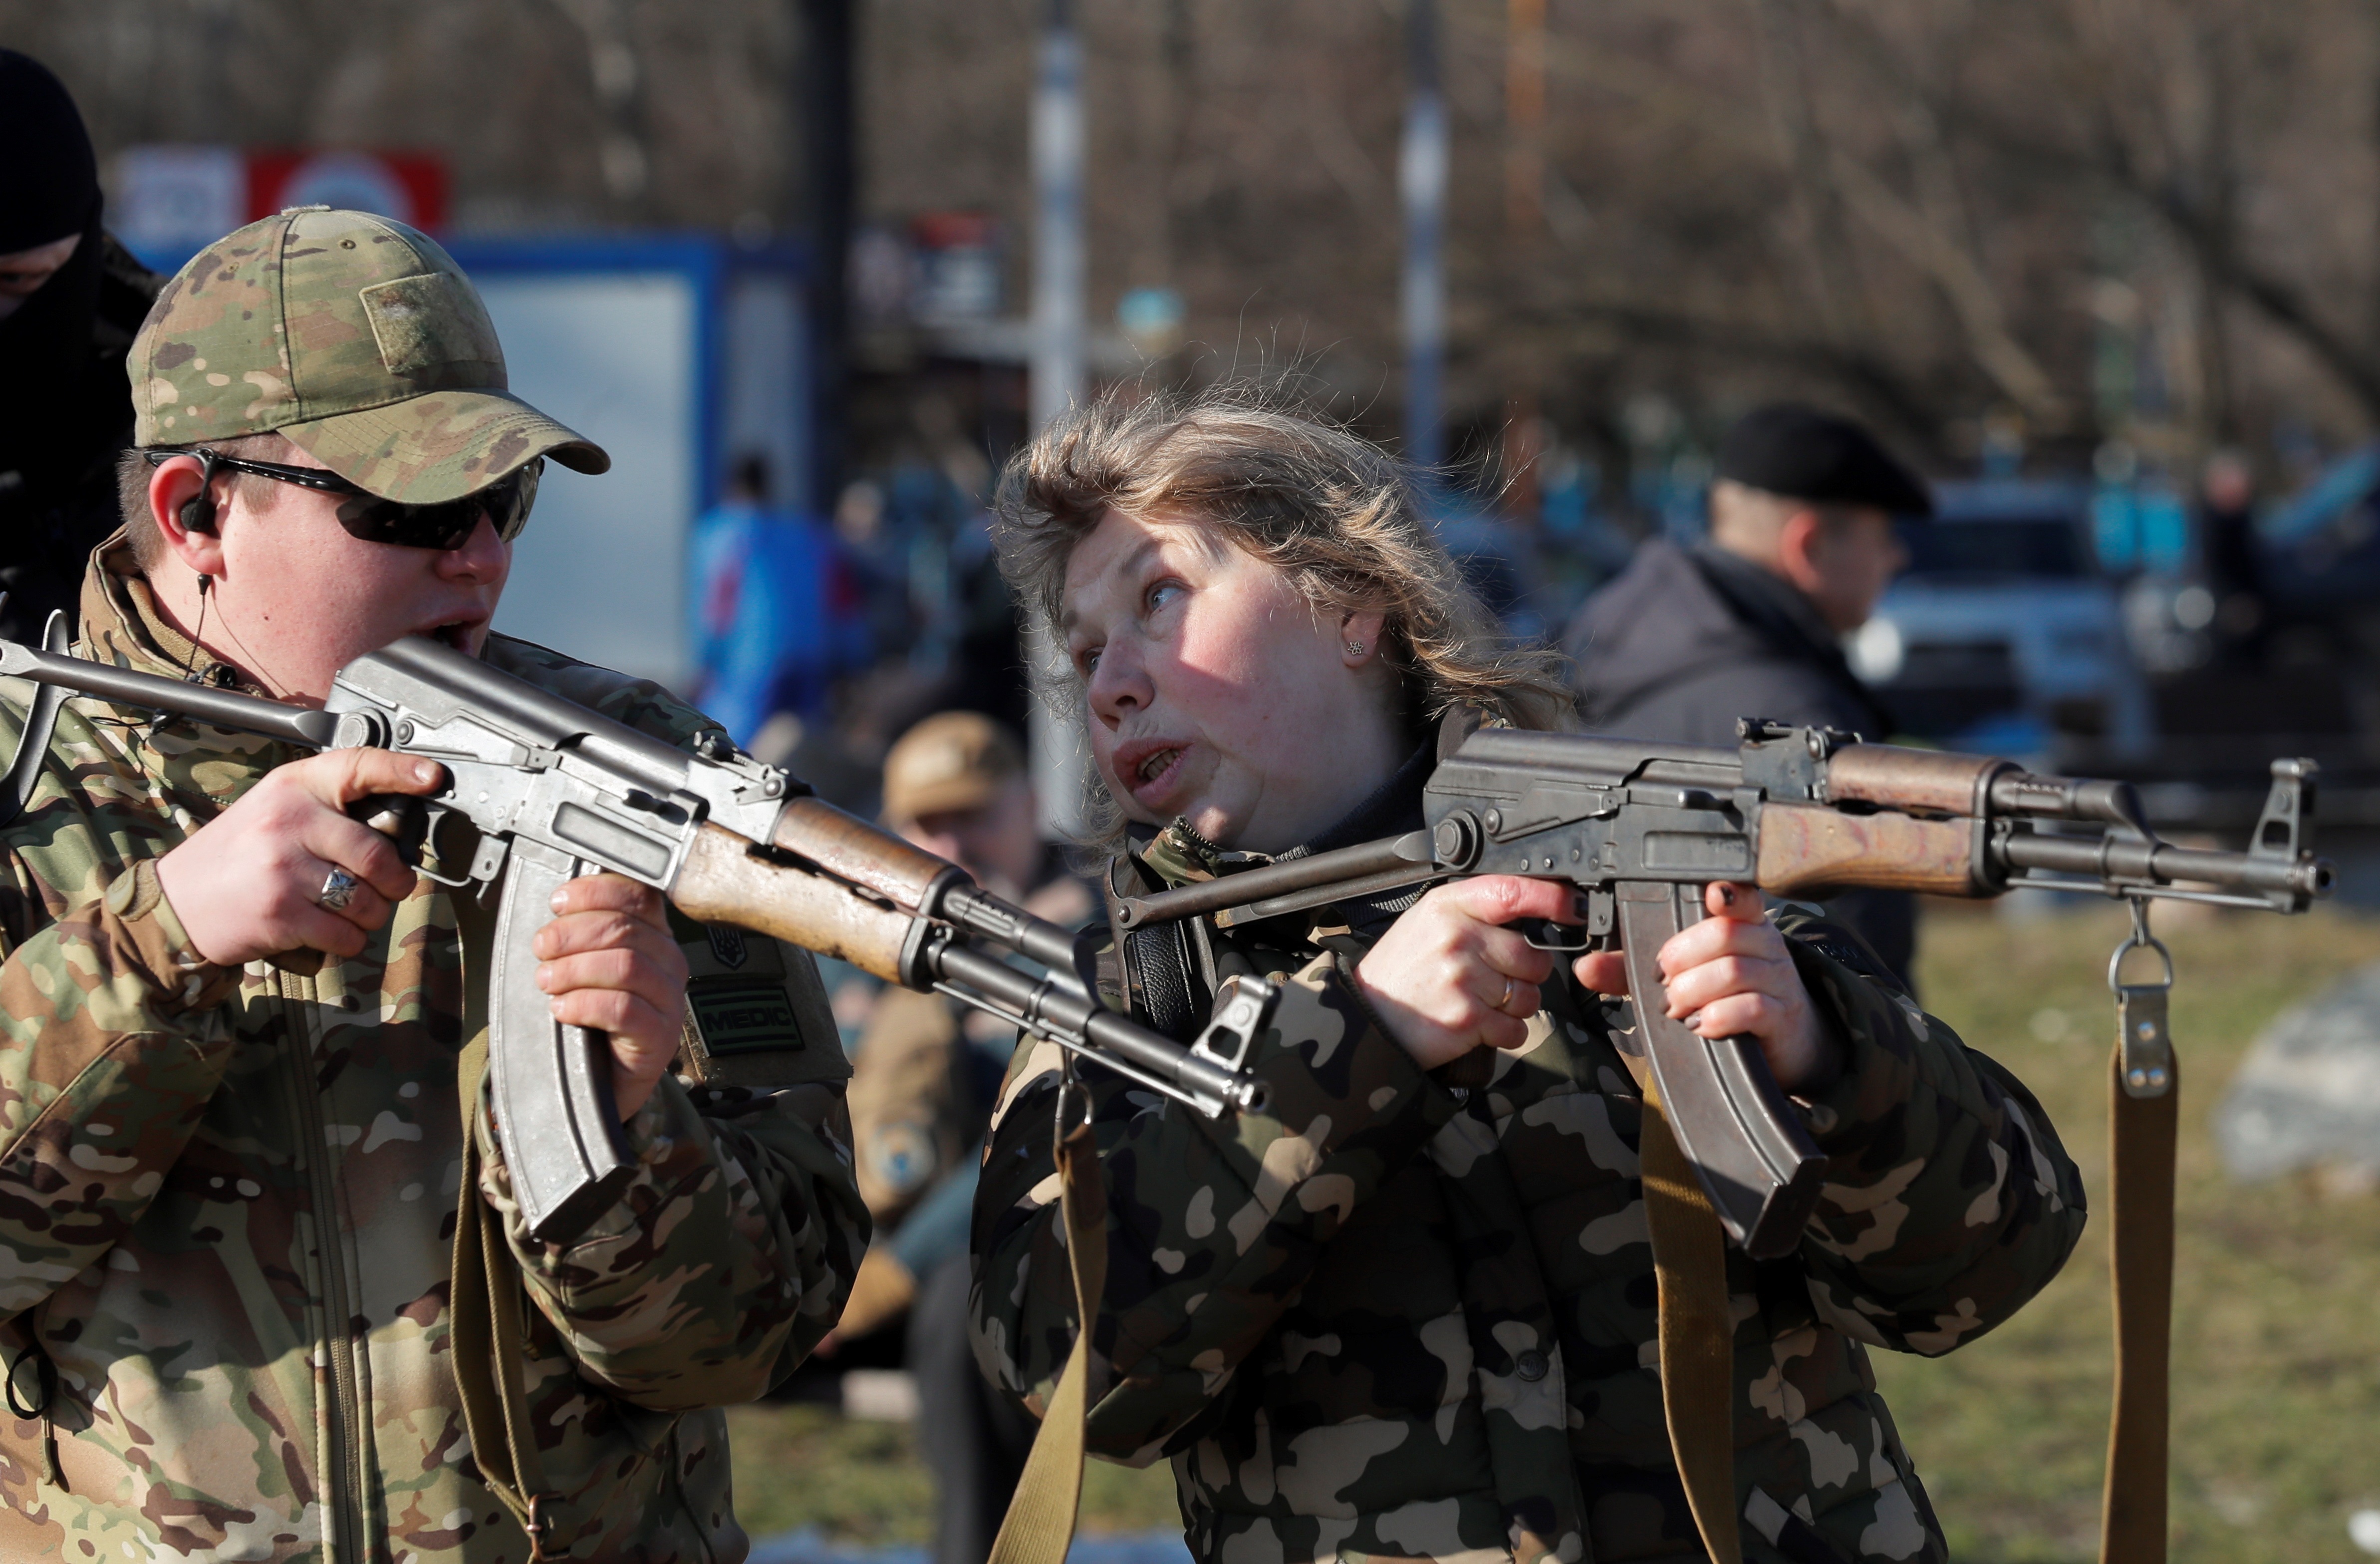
left=1875, top=900, right=2380, bottom=1563
left=728, top=902, right=2380, bottom=1559
left=726, top=1400, right=1181, bottom=1546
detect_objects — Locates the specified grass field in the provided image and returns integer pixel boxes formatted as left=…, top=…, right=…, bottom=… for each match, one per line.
left=729, top=902, right=2380, bottom=1560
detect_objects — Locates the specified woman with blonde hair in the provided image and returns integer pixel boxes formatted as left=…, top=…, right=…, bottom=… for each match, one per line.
left=969, top=387, right=2082, bottom=1564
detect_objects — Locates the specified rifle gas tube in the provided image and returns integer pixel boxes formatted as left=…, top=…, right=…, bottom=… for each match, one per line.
left=1116, top=721, right=2332, bottom=1259
left=0, top=632, right=1268, bottom=1243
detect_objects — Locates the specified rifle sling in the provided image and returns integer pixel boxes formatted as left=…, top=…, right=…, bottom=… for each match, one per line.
left=449, top=893, right=565, bottom=1559
left=2100, top=1041, right=2177, bottom=1564
left=987, top=1097, right=1109, bottom=1564
left=1640, top=1080, right=1744, bottom=1564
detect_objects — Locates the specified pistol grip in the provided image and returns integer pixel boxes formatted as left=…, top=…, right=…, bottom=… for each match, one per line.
left=349, top=792, right=431, bottom=868
left=486, top=839, right=636, bottom=1245
left=1614, top=882, right=1826, bottom=1259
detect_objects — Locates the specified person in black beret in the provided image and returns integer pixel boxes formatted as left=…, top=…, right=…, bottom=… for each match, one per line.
left=1565, top=402, right=1931, bottom=985
left=0, top=49, right=163, bottom=644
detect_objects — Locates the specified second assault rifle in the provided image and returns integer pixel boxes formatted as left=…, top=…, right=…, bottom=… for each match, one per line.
left=0, top=625, right=1270, bottom=1245
left=1109, top=719, right=2334, bottom=1259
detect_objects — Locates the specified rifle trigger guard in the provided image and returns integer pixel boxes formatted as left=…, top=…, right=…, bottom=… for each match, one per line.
left=1515, top=916, right=1589, bottom=953
left=2109, top=899, right=2175, bottom=1100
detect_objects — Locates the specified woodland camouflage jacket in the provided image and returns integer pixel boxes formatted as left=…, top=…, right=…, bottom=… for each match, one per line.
left=972, top=807, right=2087, bottom=1564
left=0, top=544, right=868, bottom=1563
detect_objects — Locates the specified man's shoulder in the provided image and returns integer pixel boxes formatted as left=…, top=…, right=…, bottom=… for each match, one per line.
left=482, top=633, right=722, bottom=749
left=1572, top=542, right=1741, bottom=649
left=0, top=675, right=185, bottom=913
left=1568, top=541, right=1765, bottom=719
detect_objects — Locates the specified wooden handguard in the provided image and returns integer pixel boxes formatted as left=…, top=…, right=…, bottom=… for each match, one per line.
left=1755, top=803, right=1985, bottom=899
left=671, top=821, right=916, bottom=981
left=1822, top=743, right=2013, bottom=817
left=767, top=795, right=954, bottom=911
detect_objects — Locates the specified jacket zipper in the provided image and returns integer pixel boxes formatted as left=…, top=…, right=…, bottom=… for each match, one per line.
left=282, top=972, right=368, bottom=1564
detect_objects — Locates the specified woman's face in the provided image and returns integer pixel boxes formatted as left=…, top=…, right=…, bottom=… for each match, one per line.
left=1061, top=506, right=1398, bottom=854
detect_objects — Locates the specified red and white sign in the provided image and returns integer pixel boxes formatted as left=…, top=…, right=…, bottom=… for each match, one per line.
left=113, top=146, right=449, bottom=255
left=245, top=150, right=447, bottom=231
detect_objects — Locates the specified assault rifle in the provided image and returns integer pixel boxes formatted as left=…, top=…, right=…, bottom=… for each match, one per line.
left=0, top=626, right=1270, bottom=1244
left=1109, top=720, right=2333, bottom=1259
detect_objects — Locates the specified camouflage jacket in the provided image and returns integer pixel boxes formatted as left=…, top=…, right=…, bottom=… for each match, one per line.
left=0, top=545, right=869, bottom=1563
left=972, top=817, right=2086, bottom=1564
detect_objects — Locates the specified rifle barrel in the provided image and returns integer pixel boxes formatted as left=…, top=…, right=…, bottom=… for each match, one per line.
left=1995, top=829, right=2333, bottom=899
left=928, top=939, right=1262, bottom=1111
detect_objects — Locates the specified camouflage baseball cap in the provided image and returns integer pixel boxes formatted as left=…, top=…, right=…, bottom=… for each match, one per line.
left=881, top=711, right=1026, bottom=824
left=129, top=206, right=607, bottom=502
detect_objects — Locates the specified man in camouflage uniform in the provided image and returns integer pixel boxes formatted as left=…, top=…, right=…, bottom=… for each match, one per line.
left=973, top=791, right=2086, bottom=1564
left=0, top=208, right=867, bottom=1562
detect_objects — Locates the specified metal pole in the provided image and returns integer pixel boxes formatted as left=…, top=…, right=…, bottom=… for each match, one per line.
left=1501, top=0, right=1546, bottom=528
left=801, top=0, right=855, bottom=517
left=1031, top=0, right=1087, bottom=430
left=1402, top=0, right=1447, bottom=476
left=1029, top=0, right=1090, bottom=839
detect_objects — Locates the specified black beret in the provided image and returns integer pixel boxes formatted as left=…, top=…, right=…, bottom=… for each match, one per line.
left=1715, top=403, right=1933, bottom=518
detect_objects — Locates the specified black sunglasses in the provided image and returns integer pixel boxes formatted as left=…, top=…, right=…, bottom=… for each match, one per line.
left=144, top=448, right=542, bottom=550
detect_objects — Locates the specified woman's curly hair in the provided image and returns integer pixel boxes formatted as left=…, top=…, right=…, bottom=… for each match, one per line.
left=992, top=383, right=1575, bottom=839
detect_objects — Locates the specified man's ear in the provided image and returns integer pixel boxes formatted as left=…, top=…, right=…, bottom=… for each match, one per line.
left=146, top=457, right=230, bottom=578
left=1773, top=508, right=1829, bottom=598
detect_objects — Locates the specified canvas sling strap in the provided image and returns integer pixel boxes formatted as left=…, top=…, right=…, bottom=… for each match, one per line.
left=2102, top=905, right=2177, bottom=1564
left=447, top=893, right=568, bottom=1561
left=1639, top=1081, right=1744, bottom=1564
left=988, top=1068, right=1110, bottom=1564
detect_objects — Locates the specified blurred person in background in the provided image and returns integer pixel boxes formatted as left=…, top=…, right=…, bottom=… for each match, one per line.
left=0, top=49, right=162, bottom=644
left=829, top=711, right=1090, bottom=1564
left=688, top=450, right=871, bottom=747
left=1567, top=403, right=1930, bottom=985
left=2199, top=447, right=2267, bottom=667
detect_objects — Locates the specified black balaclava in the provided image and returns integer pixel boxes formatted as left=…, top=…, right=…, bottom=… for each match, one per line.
left=0, top=48, right=109, bottom=485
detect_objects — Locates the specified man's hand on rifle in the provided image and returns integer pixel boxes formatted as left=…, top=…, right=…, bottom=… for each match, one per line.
left=533, top=874, right=692, bottom=1120
left=157, top=749, right=692, bottom=1122
left=1574, top=882, right=1837, bottom=1093
left=157, top=749, right=446, bottom=965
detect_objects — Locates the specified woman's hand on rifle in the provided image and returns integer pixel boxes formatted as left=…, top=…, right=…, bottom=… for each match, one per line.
left=1353, top=876, right=1579, bottom=1069
left=1574, top=882, right=1836, bottom=1093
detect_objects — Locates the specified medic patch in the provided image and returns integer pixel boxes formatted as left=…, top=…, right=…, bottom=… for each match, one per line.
left=688, top=977, right=805, bottom=1056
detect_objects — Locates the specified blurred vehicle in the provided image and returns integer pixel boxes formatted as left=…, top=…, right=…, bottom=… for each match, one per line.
left=1845, top=478, right=2152, bottom=756
left=2255, top=443, right=2380, bottom=660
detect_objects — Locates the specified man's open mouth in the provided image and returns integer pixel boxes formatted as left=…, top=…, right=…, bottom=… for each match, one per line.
left=428, top=621, right=478, bottom=650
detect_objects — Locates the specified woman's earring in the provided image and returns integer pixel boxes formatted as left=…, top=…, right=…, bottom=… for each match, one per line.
left=1344, top=640, right=1365, bottom=656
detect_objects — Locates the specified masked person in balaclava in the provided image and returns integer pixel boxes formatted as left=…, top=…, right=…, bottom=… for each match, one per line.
left=0, top=49, right=162, bottom=644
